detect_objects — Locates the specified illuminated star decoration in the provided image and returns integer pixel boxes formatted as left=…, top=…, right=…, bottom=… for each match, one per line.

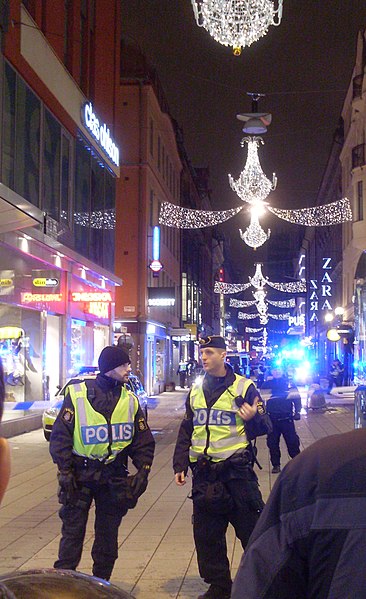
left=191, top=0, right=284, bottom=56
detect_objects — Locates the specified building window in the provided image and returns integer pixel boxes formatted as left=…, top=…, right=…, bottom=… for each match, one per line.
left=43, top=108, right=61, bottom=220
left=157, top=136, right=161, bottom=170
left=80, top=0, right=88, bottom=94
left=63, top=0, right=73, bottom=71
left=149, top=189, right=154, bottom=227
left=149, top=119, right=154, bottom=157
left=357, top=180, right=364, bottom=221
left=2, top=62, right=41, bottom=207
left=162, top=146, right=165, bottom=179
left=61, top=133, right=72, bottom=224
left=74, top=136, right=116, bottom=270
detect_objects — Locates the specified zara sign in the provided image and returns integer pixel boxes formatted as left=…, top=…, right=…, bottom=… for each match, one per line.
left=82, top=102, right=120, bottom=167
left=309, top=257, right=333, bottom=323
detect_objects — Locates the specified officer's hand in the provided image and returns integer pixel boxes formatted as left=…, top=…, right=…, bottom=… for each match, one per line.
left=238, top=396, right=258, bottom=421
left=293, top=412, right=301, bottom=421
left=57, top=470, right=77, bottom=502
left=175, top=472, right=186, bottom=486
left=129, top=468, right=149, bottom=498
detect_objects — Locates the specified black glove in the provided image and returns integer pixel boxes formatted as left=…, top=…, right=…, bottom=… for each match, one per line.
left=128, top=466, right=150, bottom=499
left=293, top=412, right=301, bottom=421
left=58, top=470, right=77, bottom=504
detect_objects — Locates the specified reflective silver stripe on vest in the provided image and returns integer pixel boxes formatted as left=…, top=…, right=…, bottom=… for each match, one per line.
left=127, top=392, right=135, bottom=423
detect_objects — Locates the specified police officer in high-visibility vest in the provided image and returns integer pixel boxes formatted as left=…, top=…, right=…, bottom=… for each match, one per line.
left=173, top=336, right=264, bottom=599
left=50, top=346, right=155, bottom=581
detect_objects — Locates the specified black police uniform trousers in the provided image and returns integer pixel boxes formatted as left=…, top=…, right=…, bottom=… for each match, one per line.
left=193, top=475, right=263, bottom=592
left=54, top=481, right=128, bottom=580
left=266, top=416, right=300, bottom=467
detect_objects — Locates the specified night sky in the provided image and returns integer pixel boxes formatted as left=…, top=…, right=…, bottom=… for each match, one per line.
left=121, top=1, right=366, bottom=277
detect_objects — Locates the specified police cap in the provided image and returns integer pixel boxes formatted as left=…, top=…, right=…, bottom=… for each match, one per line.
left=198, top=335, right=227, bottom=350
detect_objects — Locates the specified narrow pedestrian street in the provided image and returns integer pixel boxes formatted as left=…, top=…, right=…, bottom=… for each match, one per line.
left=0, top=390, right=354, bottom=598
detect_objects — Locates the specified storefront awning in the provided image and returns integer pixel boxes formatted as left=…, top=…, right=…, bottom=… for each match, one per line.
left=0, top=183, right=43, bottom=234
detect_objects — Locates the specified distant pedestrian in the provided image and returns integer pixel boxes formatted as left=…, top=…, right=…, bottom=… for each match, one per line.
left=262, top=367, right=301, bottom=474
left=50, top=346, right=155, bottom=580
left=177, top=361, right=187, bottom=388
left=327, top=359, right=343, bottom=393
left=232, top=428, right=366, bottom=599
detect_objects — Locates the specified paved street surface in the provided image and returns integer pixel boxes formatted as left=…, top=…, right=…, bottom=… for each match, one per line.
left=0, top=389, right=354, bottom=598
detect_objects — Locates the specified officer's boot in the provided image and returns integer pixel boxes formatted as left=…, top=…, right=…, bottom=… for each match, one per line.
left=198, top=583, right=231, bottom=599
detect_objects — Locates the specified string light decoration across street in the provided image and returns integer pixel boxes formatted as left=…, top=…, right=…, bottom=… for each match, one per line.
left=214, top=281, right=251, bottom=294
left=159, top=202, right=243, bottom=228
left=229, top=298, right=257, bottom=307
left=229, top=137, right=277, bottom=203
left=191, top=0, right=284, bottom=55
left=268, top=197, right=352, bottom=226
left=266, top=280, right=306, bottom=293
left=267, top=297, right=296, bottom=308
left=238, top=312, right=260, bottom=320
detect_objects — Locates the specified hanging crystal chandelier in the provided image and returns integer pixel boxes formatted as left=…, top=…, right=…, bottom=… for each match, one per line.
left=249, top=263, right=267, bottom=289
left=239, top=205, right=270, bottom=249
left=229, top=137, right=276, bottom=204
left=191, top=0, right=284, bottom=55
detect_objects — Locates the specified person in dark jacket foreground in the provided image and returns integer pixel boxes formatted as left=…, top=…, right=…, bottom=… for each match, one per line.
left=232, top=428, right=366, bottom=599
left=50, top=346, right=155, bottom=580
left=173, top=335, right=264, bottom=599
left=262, top=367, right=301, bottom=473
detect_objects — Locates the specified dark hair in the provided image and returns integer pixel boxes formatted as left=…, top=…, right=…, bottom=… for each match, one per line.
left=0, top=357, right=4, bottom=422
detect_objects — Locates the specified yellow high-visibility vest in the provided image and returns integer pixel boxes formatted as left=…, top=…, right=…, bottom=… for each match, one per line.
left=189, top=375, right=253, bottom=462
left=68, top=382, right=138, bottom=462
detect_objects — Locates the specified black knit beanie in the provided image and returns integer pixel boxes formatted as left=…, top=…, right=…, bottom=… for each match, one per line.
left=98, top=346, right=131, bottom=375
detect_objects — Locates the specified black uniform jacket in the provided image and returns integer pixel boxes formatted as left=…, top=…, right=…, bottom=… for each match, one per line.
left=232, top=428, right=366, bottom=599
left=173, top=364, right=259, bottom=474
left=50, top=374, right=155, bottom=483
left=262, top=377, right=302, bottom=418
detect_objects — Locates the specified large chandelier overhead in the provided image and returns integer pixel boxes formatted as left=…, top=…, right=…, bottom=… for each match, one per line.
left=239, top=211, right=270, bottom=249
left=229, top=137, right=277, bottom=203
left=191, top=0, right=284, bottom=56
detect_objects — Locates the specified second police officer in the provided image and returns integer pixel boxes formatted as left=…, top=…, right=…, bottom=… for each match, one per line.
left=173, top=335, right=266, bottom=599
left=50, top=345, right=155, bottom=581
left=262, top=366, right=301, bottom=473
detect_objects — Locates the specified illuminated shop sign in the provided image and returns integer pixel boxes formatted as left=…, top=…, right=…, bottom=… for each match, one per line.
left=21, top=292, right=63, bottom=303
left=33, top=277, right=59, bottom=288
left=149, top=227, right=163, bottom=274
left=309, top=257, right=333, bottom=323
left=82, top=102, right=120, bottom=167
left=71, top=291, right=112, bottom=320
left=148, top=298, right=175, bottom=306
left=288, top=315, right=305, bottom=327
left=71, top=292, right=112, bottom=303
left=148, top=287, right=175, bottom=307
left=0, top=279, right=12, bottom=287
